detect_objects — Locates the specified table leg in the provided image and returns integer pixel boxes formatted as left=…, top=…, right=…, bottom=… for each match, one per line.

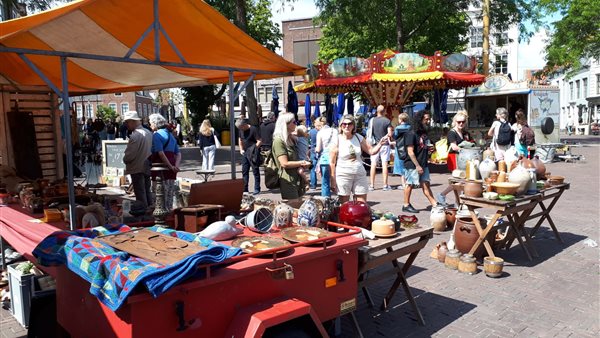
left=359, top=272, right=375, bottom=308
left=530, top=190, right=565, bottom=243
left=381, top=246, right=425, bottom=326
left=506, top=215, right=534, bottom=261
left=348, top=311, right=365, bottom=338
left=467, top=208, right=500, bottom=258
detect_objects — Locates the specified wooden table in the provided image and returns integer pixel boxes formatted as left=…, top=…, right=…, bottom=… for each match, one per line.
left=355, top=226, right=433, bottom=329
left=460, top=194, right=542, bottom=261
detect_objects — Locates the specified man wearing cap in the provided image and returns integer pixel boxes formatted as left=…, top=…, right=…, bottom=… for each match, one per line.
left=237, top=119, right=262, bottom=195
left=123, top=111, right=154, bottom=209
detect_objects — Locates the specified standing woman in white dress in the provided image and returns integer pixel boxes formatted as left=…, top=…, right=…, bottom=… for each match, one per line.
left=198, top=119, right=217, bottom=171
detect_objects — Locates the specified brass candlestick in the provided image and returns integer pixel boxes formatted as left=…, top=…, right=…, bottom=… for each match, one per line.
left=153, top=176, right=169, bottom=227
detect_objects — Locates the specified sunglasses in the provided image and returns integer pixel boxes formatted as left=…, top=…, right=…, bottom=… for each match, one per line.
left=341, top=122, right=354, bottom=127
left=456, top=121, right=466, bottom=124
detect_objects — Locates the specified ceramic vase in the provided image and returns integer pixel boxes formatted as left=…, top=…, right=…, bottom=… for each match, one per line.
left=430, top=206, right=447, bottom=232
left=297, top=198, right=321, bottom=227
left=273, top=202, right=294, bottom=230
left=478, top=158, right=497, bottom=180
left=508, top=165, right=530, bottom=195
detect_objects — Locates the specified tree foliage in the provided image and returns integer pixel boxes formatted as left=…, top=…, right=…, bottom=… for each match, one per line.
left=542, top=0, right=600, bottom=70
left=313, top=0, right=546, bottom=61
left=95, top=104, right=118, bottom=122
left=182, top=85, right=227, bottom=130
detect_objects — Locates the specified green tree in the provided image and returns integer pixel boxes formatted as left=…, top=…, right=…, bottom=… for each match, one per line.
left=95, top=104, right=118, bottom=122
left=182, top=85, right=227, bottom=131
left=313, top=0, right=545, bottom=61
left=542, top=0, right=600, bottom=70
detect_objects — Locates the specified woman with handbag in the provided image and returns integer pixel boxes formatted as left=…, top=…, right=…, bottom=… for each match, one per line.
left=272, top=113, right=311, bottom=201
left=149, top=113, right=181, bottom=211
left=198, top=119, right=219, bottom=171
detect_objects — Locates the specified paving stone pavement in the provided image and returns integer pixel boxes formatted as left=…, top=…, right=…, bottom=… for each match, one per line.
left=1, top=136, right=598, bottom=337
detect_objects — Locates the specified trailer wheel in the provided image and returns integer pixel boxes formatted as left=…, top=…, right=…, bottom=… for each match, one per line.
left=263, top=315, right=321, bottom=338
left=264, top=328, right=312, bottom=338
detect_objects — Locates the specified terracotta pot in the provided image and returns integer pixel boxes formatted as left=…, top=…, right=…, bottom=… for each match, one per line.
left=372, top=218, right=396, bottom=236
left=444, top=207, right=457, bottom=228
left=463, top=180, right=483, bottom=198
left=453, top=216, right=495, bottom=258
left=437, top=242, right=448, bottom=263
left=531, top=156, right=547, bottom=180
left=482, top=148, right=495, bottom=161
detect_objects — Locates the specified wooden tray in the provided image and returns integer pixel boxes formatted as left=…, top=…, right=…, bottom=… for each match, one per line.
left=97, top=229, right=206, bottom=265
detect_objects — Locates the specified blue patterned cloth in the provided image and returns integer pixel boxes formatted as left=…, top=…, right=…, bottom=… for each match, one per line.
left=33, top=225, right=242, bottom=311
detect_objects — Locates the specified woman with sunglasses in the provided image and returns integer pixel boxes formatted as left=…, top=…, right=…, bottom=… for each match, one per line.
left=329, top=114, right=388, bottom=204
left=436, top=111, right=475, bottom=205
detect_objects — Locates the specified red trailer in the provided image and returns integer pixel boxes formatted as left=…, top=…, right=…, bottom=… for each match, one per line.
left=55, top=224, right=366, bottom=338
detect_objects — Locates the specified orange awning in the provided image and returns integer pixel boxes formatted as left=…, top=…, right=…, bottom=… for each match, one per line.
left=0, top=0, right=305, bottom=94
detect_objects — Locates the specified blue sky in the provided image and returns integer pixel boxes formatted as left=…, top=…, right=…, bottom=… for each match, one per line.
left=271, top=0, right=560, bottom=79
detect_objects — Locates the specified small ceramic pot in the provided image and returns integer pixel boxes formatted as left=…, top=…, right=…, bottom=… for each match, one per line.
left=437, top=242, right=449, bottom=263
left=444, top=249, right=461, bottom=270
left=297, top=198, right=321, bottom=227
left=458, top=254, right=478, bottom=275
left=463, top=180, right=483, bottom=198
left=444, top=207, right=457, bottom=228
left=484, top=256, right=504, bottom=278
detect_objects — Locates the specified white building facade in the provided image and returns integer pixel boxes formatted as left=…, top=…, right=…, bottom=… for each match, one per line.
left=550, top=58, right=600, bottom=134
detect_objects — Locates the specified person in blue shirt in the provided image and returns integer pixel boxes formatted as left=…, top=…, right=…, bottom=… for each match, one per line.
left=308, top=120, right=320, bottom=190
left=392, top=112, right=411, bottom=189
left=149, top=113, right=181, bottom=211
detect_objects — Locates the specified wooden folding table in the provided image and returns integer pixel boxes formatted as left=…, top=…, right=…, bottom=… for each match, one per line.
left=356, top=226, right=433, bottom=326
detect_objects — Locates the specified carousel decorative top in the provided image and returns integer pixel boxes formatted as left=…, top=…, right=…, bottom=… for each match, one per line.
left=295, top=50, right=485, bottom=110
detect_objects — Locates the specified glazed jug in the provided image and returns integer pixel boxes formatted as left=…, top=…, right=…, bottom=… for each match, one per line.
left=437, top=242, right=449, bottom=263
left=430, top=206, right=447, bottom=232
left=526, top=169, right=538, bottom=195
left=273, top=202, right=294, bottom=230
left=531, top=155, right=547, bottom=179
left=478, top=158, right=496, bottom=180
left=508, top=164, right=530, bottom=195
left=297, top=198, right=321, bottom=227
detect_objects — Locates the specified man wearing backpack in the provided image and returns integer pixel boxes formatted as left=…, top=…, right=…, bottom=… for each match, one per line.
left=487, top=107, right=512, bottom=161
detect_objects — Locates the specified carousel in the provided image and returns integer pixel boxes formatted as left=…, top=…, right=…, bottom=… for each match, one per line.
left=295, top=50, right=485, bottom=118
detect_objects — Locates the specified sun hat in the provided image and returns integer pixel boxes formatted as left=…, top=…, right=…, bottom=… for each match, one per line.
left=123, top=111, right=142, bottom=121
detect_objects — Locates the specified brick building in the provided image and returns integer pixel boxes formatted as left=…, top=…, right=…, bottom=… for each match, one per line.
left=71, top=90, right=158, bottom=121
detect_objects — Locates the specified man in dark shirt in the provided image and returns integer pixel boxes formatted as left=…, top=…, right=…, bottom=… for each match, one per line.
left=369, top=105, right=393, bottom=191
left=259, top=112, right=276, bottom=150
left=237, top=119, right=262, bottom=195
left=402, top=111, right=440, bottom=213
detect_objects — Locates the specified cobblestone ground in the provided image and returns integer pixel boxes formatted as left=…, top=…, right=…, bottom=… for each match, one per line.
left=1, top=136, right=598, bottom=337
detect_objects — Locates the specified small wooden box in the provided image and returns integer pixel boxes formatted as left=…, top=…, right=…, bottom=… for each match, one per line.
left=173, top=204, right=224, bottom=233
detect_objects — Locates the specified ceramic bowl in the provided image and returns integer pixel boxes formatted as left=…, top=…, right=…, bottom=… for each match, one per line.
left=491, top=182, right=520, bottom=195
left=482, top=192, right=499, bottom=200
left=546, top=175, right=565, bottom=186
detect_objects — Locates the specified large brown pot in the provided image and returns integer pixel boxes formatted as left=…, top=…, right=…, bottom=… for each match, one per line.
left=453, top=216, right=495, bottom=258
left=531, top=156, right=547, bottom=180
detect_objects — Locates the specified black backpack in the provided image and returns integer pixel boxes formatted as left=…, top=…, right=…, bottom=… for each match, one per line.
left=496, top=121, right=512, bottom=146
left=396, top=132, right=407, bottom=161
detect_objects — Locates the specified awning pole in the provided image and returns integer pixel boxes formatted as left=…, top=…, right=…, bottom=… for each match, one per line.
left=153, top=0, right=160, bottom=61
left=229, top=71, right=236, bottom=179
left=60, top=57, right=76, bottom=229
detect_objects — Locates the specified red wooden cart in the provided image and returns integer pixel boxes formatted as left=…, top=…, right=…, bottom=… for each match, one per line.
left=55, top=223, right=366, bottom=338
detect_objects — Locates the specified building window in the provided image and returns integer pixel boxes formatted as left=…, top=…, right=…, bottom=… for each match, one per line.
left=108, top=103, right=117, bottom=112
left=597, top=75, right=600, bottom=94
left=114, top=92, right=123, bottom=97
left=495, top=32, right=508, bottom=46
left=143, top=104, right=148, bottom=116
left=569, top=82, right=574, bottom=100
left=121, top=102, right=129, bottom=113
left=76, top=104, right=83, bottom=117
left=470, top=27, right=483, bottom=48
left=582, top=78, right=588, bottom=98
left=137, top=103, right=142, bottom=113
left=576, top=80, right=580, bottom=99
left=494, top=54, right=508, bottom=74
left=257, top=87, right=265, bottom=103
left=85, top=104, right=93, bottom=117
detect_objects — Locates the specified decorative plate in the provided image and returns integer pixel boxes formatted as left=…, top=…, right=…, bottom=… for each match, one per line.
left=231, top=236, right=291, bottom=254
left=280, top=227, right=333, bottom=244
